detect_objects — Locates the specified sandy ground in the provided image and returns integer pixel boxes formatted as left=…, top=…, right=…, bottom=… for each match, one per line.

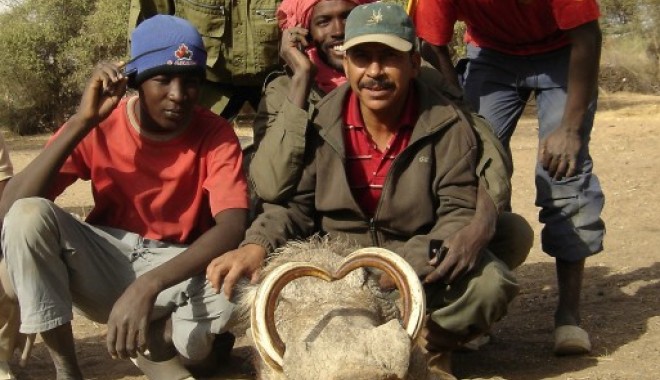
left=2, top=91, right=659, bottom=379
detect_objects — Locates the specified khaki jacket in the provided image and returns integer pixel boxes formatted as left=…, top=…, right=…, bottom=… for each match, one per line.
left=250, top=66, right=512, bottom=211
left=244, top=80, right=480, bottom=276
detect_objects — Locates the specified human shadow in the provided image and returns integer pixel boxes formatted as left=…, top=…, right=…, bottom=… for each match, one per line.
left=453, top=261, right=660, bottom=379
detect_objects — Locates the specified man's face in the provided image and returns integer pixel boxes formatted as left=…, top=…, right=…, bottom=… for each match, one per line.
left=310, top=0, right=357, bottom=72
left=343, top=42, right=420, bottom=113
left=137, top=73, right=201, bottom=136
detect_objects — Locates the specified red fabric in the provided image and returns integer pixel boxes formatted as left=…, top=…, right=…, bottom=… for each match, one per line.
left=307, top=47, right=347, bottom=93
left=413, top=0, right=600, bottom=55
left=277, top=0, right=375, bottom=30
left=48, top=97, right=248, bottom=245
left=343, top=89, right=417, bottom=216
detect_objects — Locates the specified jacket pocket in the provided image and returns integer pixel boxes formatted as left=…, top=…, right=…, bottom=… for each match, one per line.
left=251, top=3, right=280, bottom=69
left=175, top=0, right=227, bottom=68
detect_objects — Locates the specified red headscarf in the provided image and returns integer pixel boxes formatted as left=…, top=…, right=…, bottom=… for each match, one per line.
left=276, top=0, right=375, bottom=93
left=277, top=0, right=374, bottom=30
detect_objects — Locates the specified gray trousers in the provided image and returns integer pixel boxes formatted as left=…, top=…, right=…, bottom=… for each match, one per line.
left=0, top=259, right=20, bottom=362
left=1, top=197, right=235, bottom=360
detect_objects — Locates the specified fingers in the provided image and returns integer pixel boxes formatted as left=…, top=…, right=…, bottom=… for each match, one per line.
left=424, top=249, right=474, bottom=285
left=283, top=26, right=310, bottom=48
left=539, top=136, right=581, bottom=180
left=424, top=254, right=454, bottom=285
left=106, top=324, right=118, bottom=359
left=544, top=153, right=577, bottom=180
left=206, top=258, right=228, bottom=293
left=108, top=319, right=129, bottom=359
left=124, top=325, right=140, bottom=358
left=137, top=319, right=149, bottom=355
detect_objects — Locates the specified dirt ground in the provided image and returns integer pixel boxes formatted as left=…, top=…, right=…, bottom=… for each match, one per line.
left=2, top=91, right=659, bottom=379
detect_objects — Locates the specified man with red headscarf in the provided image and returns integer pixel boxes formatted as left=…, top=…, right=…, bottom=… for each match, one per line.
left=249, top=0, right=374, bottom=203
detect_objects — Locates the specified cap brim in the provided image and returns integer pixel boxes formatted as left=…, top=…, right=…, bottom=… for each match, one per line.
left=342, top=34, right=412, bottom=52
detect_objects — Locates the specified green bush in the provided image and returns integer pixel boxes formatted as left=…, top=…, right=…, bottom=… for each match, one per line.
left=0, top=0, right=128, bottom=135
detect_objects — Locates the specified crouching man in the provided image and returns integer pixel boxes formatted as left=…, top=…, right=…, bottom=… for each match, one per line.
left=207, top=4, right=518, bottom=378
left=0, top=15, right=248, bottom=380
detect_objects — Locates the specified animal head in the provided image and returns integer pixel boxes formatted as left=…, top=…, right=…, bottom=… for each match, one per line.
left=235, top=237, right=431, bottom=380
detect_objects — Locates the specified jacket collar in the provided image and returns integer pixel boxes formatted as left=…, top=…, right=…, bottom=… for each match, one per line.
left=312, top=76, right=460, bottom=157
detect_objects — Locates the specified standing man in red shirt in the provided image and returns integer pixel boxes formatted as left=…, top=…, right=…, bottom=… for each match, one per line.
left=413, top=0, right=605, bottom=355
left=0, top=15, right=248, bottom=379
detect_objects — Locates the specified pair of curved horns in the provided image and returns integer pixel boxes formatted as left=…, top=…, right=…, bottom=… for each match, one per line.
left=251, top=247, right=426, bottom=371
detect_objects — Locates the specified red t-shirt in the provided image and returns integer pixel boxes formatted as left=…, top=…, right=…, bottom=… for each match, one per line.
left=413, top=0, right=600, bottom=55
left=343, top=89, right=417, bottom=217
left=48, top=96, right=248, bottom=244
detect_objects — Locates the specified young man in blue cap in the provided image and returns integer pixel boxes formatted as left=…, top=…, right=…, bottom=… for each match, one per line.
left=0, top=15, right=248, bottom=380
left=207, top=4, right=519, bottom=378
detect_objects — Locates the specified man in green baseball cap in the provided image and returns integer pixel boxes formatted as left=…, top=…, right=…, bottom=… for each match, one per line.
left=208, top=3, right=520, bottom=379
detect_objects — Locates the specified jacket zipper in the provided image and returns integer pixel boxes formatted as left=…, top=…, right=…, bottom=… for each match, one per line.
left=369, top=217, right=379, bottom=246
left=369, top=135, right=429, bottom=248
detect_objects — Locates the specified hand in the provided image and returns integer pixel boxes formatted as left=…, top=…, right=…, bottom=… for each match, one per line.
left=106, top=279, right=159, bottom=359
left=280, top=26, right=314, bottom=77
left=539, top=127, right=582, bottom=180
left=206, top=244, right=267, bottom=299
left=77, top=61, right=128, bottom=127
left=424, top=223, right=488, bottom=285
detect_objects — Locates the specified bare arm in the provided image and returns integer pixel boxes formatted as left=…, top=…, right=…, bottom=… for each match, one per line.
left=0, top=63, right=127, bottom=218
left=539, top=20, right=602, bottom=180
left=106, top=208, right=248, bottom=359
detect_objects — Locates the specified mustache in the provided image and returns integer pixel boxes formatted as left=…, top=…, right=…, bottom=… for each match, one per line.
left=358, top=79, right=395, bottom=90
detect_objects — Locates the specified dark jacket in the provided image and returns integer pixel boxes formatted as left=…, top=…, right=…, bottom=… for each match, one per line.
left=243, top=79, right=480, bottom=276
left=250, top=66, right=512, bottom=210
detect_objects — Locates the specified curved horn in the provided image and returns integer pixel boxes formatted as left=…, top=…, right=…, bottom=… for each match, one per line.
left=334, top=247, right=426, bottom=340
left=251, top=262, right=333, bottom=371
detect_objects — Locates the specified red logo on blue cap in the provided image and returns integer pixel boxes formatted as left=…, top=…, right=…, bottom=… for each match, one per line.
left=175, top=44, right=193, bottom=61
left=167, top=43, right=197, bottom=66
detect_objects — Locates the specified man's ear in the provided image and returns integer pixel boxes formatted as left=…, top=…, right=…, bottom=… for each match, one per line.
left=411, top=51, right=422, bottom=78
left=342, top=53, right=350, bottom=79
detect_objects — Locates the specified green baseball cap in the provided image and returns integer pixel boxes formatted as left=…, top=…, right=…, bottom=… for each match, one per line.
left=342, top=3, right=416, bottom=52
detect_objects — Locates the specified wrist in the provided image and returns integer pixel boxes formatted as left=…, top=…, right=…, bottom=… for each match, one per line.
left=67, top=113, right=96, bottom=131
left=242, top=243, right=268, bottom=259
left=133, top=273, right=164, bottom=298
left=468, top=216, right=496, bottom=244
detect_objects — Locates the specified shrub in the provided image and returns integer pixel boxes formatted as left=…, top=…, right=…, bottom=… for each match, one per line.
left=0, top=0, right=128, bottom=135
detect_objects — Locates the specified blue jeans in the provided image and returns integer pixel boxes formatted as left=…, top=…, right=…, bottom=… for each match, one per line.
left=463, top=44, right=605, bottom=261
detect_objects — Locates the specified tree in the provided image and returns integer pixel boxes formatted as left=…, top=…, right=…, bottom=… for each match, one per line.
left=0, top=0, right=128, bottom=134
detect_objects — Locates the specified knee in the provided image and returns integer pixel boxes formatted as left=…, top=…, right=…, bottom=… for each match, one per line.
left=491, top=212, right=534, bottom=270
left=3, top=198, right=58, bottom=241
left=471, top=259, right=520, bottom=308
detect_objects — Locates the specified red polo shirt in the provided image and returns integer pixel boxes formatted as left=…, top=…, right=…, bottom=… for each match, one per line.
left=343, top=88, right=418, bottom=217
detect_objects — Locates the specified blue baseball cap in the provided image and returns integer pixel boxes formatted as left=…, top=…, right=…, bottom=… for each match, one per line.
left=127, top=15, right=207, bottom=86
